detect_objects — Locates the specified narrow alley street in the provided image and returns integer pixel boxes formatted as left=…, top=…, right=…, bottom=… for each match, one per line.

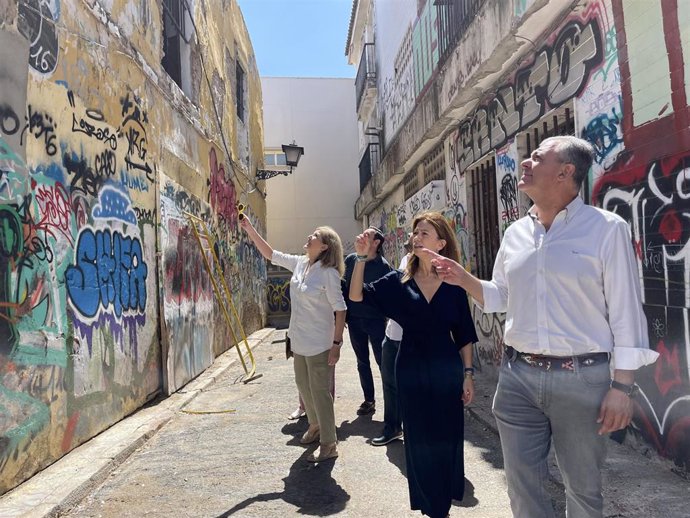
left=4, top=328, right=687, bottom=517
left=59, top=329, right=528, bottom=518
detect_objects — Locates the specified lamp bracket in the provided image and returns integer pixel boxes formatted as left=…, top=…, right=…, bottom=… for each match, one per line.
left=256, top=167, right=294, bottom=181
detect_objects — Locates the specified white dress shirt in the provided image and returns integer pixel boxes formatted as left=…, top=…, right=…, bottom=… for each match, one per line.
left=272, top=250, right=347, bottom=357
left=384, top=254, right=409, bottom=341
left=480, top=197, right=658, bottom=370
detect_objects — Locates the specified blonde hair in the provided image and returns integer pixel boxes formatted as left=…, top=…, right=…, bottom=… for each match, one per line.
left=315, top=226, right=345, bottom=276
left=403, top=212, right=460, bottom=283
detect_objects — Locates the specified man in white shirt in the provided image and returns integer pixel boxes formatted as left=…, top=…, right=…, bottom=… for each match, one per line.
left=426, top=136, right=658, bottom=518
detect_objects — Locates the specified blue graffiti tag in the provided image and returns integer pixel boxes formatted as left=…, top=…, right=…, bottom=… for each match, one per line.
left=581, top=105, right=622, bottom=164
left=92, top=184, right=138, bottom=224
left=66, top=228, right=148, bottom=318
left=497, top=153, right=516, bottom=172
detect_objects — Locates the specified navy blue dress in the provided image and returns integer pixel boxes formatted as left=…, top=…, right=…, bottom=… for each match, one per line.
left=363, top=270, right=478, bottom=518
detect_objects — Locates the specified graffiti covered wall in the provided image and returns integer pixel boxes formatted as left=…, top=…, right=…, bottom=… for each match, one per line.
left=0, top=0, right=266, bottom=494
left=160, top=175, right=214, bottom=393
left=438, top=0, right=690, bottom=468
left=1, top=76, right=161, bottom=496
left=589, top=0, right=690, bottom=470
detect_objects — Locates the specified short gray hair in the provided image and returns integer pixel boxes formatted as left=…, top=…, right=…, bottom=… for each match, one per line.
left=543, top=136, right=594, bottom=189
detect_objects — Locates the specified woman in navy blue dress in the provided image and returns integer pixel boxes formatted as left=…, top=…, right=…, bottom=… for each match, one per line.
left=349, top=212, right=477, bottom=518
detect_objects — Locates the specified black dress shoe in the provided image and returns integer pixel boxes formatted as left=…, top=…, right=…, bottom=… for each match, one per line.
left=356, top=401, right=376, bottom=415
left=371, top=431, right=403, bottom=446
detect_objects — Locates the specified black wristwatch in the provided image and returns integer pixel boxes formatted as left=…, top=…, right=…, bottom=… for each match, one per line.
left=332, top=340, right=343, bottom=347
left=610, top=380, right=639, bottom=398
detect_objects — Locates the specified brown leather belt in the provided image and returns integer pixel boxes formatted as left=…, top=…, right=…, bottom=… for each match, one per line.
left=506, top=346, right=609, bottom=372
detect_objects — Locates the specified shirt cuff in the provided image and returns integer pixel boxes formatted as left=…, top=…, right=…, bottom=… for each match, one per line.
left=612, top=347, right=660, bottom=371
left=332, top=301, right=347, bottom=312
left=480, top=280, right=505, bottom=313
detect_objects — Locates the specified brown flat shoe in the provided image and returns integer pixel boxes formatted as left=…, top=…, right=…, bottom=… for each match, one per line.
left=300, top=426, right=320, bottom=444
left=307, top=442, right=338, bottom=462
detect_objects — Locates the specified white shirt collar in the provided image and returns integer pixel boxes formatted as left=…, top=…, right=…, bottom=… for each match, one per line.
left=528, top=195, right=584, bottom=226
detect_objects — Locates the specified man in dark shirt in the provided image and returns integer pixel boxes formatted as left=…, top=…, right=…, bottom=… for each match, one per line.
left=342, top=227, right=392, bottom=415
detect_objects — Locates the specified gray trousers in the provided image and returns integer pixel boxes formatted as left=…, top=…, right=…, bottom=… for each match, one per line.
left=293, top=350, right=337, bottom=444
left=493, top=353, right=610, bottom=518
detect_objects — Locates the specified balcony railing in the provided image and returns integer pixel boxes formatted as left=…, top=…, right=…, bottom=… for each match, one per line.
left=358, top=142, right=380, bottom=193
left=435, top=0, right=484, bottom=66
left=355, top=43, right=376, bottom=112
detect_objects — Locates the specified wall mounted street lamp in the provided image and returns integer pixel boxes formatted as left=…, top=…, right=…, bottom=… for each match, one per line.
left=256, top=141, right=305, bottom=181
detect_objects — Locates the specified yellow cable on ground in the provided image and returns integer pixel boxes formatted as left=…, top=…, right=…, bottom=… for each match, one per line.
left=181, top=408, right=237, bottom=415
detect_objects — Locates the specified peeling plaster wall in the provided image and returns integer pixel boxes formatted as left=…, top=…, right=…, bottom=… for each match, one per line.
left=0, top=0, right=266, bottom=494
left=374, top=0, right=417, bottom=147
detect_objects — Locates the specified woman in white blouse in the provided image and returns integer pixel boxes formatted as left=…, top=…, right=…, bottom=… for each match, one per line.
left=240, top=218, right=347, bottom=462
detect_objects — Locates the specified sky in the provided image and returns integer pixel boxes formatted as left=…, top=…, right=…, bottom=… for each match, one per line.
left=237, top=0, right=356, bottom=78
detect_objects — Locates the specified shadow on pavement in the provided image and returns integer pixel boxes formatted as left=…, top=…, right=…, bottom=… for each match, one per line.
left=214, top=449, right=350, bottom=517
left=383, top=440, right=407, bottom=477
left=336, top=414, right=379, bottom=442
left=455, top=478, right=479, bottom=508
left=463, top=408, right=505, bottom=471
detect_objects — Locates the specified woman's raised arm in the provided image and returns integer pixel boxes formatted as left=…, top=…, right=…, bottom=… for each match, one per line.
left=240, top=217, right=274, bottom=261
left=348, top=232, right=370, bottom=302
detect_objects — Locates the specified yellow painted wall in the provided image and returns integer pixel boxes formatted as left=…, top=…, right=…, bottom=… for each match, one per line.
left=0, top=0, right=266, bottom=494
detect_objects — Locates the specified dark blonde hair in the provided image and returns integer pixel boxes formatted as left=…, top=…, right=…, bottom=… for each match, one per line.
left=315, top=226, right=345, bottom=276
left=403, top=212, right=460, bottom=283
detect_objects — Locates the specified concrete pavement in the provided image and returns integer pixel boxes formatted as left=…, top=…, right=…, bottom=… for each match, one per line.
left=0, top=327, right=688, bottom=517
left=0, top=329, right=274, bottom=518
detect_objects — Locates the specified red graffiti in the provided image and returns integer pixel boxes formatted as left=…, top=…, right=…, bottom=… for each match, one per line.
left=653, top=341, right=683, bottom=397
left=208, top=148, right=237, bottom=227
left=73, top=196, right=89, bottom=229
left=659, top=210, right=682, bottom=243
left=61, top=411, right=80, bottom=453
left=164, top=219, right=212, bottom=305
left=31, top=180, right=73, bottom=244
left=632, top=239, right=642, bottom=260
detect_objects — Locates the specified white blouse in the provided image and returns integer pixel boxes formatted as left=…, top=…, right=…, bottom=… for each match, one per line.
left=271, top=250, right=347, bottom=357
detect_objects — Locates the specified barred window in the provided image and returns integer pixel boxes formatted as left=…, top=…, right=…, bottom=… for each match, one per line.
left=423, top=142, right=446, bottom=184
left=161, top=0, right=190, bottom=94
left=403, top=169, right=419, bottom=200
left=468, top=155, right=500, bottom=280
left=523, top=106, right=575, bottom=157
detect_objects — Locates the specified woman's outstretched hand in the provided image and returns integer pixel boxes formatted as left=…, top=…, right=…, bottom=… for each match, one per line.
left=239, top=216, right=253, bottom=233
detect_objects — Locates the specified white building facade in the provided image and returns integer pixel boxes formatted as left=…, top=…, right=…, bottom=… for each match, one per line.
left=261, top=77, right=361, bottom=255
left=261, top=77, right=360, bottom=326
